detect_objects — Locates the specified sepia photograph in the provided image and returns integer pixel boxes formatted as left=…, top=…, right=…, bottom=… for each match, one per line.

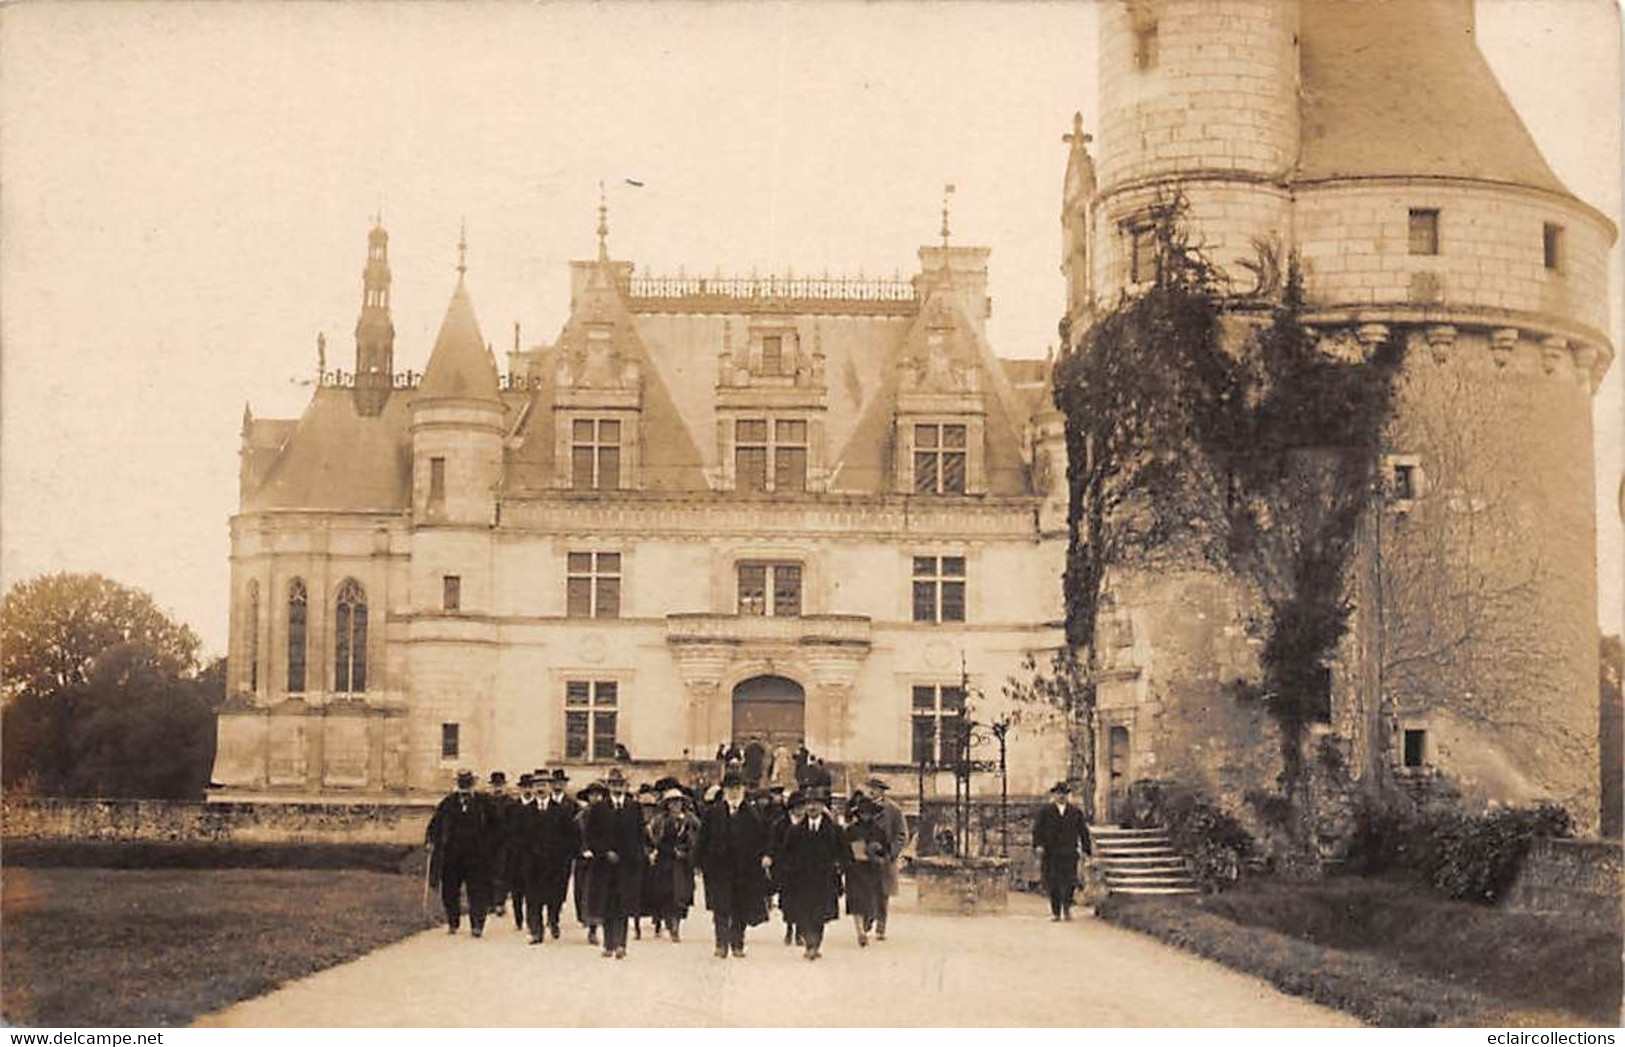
left=1, top=0, right=1621, bottom=1031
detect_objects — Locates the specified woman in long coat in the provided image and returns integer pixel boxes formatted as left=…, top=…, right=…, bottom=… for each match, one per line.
left=841, top=797, right=891, bottom=946
left=573, top=782, right=605, bottom=943
left=778, top=792, right=846, bottom=960
left=645, top=789, right=700, bottom=942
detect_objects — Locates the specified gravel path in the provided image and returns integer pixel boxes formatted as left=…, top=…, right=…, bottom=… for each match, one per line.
left=198, top=887, right=1358, bottom=1027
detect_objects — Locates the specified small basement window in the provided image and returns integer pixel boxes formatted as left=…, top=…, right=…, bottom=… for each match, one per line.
left=1402, top=728, right=1427, bottom=769
left=1543, top=223, right=1564, bottom=271
left=1408, top=209, right=1440, bottom=256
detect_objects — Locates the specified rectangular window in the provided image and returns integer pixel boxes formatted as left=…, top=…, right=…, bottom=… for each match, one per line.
left=761, top=335, right=784, bottom=375
left=912, top=555, right=966, bottom=623
left=1403, top=728, right=1426, bottom=769
left=1129, top=222, right=1157, bottom=283
left=571, top=418, right=622, bottom=490
left=567, top=552, right=621, bottom=618
left=735, top=418, right=808, bottom=493
left=737, top=562, right=802, bottom=617
left=565, top=680, right=618, bottom=761
left=441, top=723, right=460, bottom=760
left=911, top=684, right=967, bottom=765
left=442, top=575, right=461, bottom=612
left=1408, top=209, right=1440, bottom=256
left=1133, top=20, right=1159, bottom=70
left=913, top=424, right=968, bottom=495
left=1543, top=223, right=1564, bottom=271
left=429, top=457, right=446, bottom=503
left=1392, top=463, right=1416, bottom=502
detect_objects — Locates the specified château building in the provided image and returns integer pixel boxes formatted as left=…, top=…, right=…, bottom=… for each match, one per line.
left=1063, top=0, right=1612, bottom=832
left=212, top=210, right=1072, bottom=801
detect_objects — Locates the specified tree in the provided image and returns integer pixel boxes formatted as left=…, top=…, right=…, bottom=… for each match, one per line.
left=2, top=573, right=200, bottom=705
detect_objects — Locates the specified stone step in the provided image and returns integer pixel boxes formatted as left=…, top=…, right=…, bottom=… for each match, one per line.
left=1088, top=826, right=1168, bottom=837
left=1103, top=873, right=1197, bottom=886
left=1095, top=841, right=1174, bottom=854
left=1109, top=885, right=1201, bottom=896
left=1097, top=858, right=1189, bottom=871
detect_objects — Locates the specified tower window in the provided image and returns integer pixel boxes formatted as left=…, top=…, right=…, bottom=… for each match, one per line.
left=429, top=457, right=446, bottom=504
left=571, top=418, right=622, bottom=490
left=441, top=723, right=460, bottom=761
left=1408, top=209, right=1440, bottom=256
left=1133, top=20, right=1159, bottom=71
left=567, top=551, right=621, bottom=618
left=1128, top=221, right=1158, bottom=284
left=1402, top=728, right=1427, bottom=769
left=1543, top=223, right=1564, bottom=271
left=442, top=575, right=461, bottom=613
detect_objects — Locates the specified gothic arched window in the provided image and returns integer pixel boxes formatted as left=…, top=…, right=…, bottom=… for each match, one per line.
left=287, top=579, right=308, bottom=694
left=334, top=578, right=368, bottom=694
left=245, top=580, right=260, bottom=693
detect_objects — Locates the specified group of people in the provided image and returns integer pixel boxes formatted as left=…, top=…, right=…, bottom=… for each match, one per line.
left=712, top=735, right=833, bottom=793
left=425, top=764, right=910, bottom=962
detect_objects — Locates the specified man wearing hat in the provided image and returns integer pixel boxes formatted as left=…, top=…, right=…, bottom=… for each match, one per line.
left=1033, top=780, right=1091, bottom=921
left=425, top=769, right=495, bottom=937
left=481, top=771, right=515, bottom=921
left=772, top=791, right=807, bottom=945
left=533, top=768, right=579, bottom=942
left=866, top=776, right=909, bottom=940
left=573, top=779, right=606, bottom=944
left=778, top=788, right=846, bottom=960
left=697, top=771, right=772, bottom=959
left=506, top=773, right=542, bottom=936
left=582, top=767, right=645, bottom=958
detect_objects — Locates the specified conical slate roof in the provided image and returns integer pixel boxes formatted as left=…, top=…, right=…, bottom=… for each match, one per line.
left=1297, top=0, right=1570, bottom=197
left=418, top=280, right=500, bottom=401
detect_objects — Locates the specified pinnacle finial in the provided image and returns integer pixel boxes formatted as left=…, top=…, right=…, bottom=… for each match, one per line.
left=1064, top=112, right=1093, bottom=149
left=456, top=219, right=468, bottom=280
left=596, top=180, right=609, bottom=260
left=941, top=183, right=955, bottom=250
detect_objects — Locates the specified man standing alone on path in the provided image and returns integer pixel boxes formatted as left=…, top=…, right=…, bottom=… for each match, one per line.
left=698, top=772, right=771, bottom=959
left=866, top=777, right=908, bottom=940
left=426, top=769, right=493, bottom=937
left=583, top=767, right=645, bottom=958
left=1032, top=781, right=1091, bottom=921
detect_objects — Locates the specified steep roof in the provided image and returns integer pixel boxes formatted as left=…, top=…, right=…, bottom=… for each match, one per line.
left=1296, top=0, right=1571, bottom=197
left=245, top=387, right=412, bottom=512
left=417, top=280, right=500, bottom=401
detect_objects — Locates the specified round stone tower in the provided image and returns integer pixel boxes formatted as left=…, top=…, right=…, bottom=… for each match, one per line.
left=1071, top=0, right=1615, bottom=829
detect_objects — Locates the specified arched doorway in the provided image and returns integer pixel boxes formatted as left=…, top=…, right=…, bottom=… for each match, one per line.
left=731, top=675, right=805, bottom=750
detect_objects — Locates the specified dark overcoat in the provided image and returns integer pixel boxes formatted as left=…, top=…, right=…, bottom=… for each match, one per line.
left=645, top=808, right=700, bottom=916
left=583, top=796, right=646, bottom=921
left=425, top=791, right=492, bottom=888
left=842, top=819, right=891, bottom=921
left=698, top=801, right=771, bottom=925
left=778, top=815, right=845, bottom=927
left=1032, top=802, right=1091, bottom=892
left=536, top=795, right=580, bottom=907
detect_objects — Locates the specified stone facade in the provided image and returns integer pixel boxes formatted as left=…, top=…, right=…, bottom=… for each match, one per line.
left=1063, top=0, right=1614, bottom=832
left=215, top=221, right=1071, bottom=801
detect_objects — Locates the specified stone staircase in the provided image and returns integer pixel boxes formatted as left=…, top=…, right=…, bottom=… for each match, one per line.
left=1089, top=824, right=1199, bottom=896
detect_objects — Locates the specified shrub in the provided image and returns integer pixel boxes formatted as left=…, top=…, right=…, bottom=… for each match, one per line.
left=1126, top=779, right=1254, bottom=891
left=1346, top=796, right=1573, bottom=904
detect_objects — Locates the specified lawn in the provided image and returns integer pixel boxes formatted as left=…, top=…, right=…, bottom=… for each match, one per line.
left=1099, top=876, right=1621, bottom=1027
left=1, top=865, right=435, bottom=1026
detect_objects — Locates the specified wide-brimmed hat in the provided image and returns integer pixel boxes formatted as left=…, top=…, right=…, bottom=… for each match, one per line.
left=488, top=771, right=507, bottom=786
left=653, top=776, right=682, bottom=793
left=532, top=768, right=549, bottom=781
left=579, top=780, right=608, bottom=801
left=661, top=787, right=686, bottom=803
left=865, top=776, right=892, bottom=793
left=455, top=769, right=476, bottom=788
left=1049, top=780, right=1073, bottom=796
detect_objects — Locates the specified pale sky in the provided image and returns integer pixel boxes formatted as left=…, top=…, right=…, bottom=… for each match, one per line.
left=2, top=1, right=1620, bottom=656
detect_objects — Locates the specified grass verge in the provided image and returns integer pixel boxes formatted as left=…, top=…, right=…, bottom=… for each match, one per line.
left=1098, top=877, right=1620, bottom=1027
left=2, top=866, right=435, bottom=1026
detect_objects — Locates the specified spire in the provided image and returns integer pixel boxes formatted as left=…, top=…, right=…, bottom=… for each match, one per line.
left=354, top=218, right=396, bottom=415
left=596, top=181, right=609, bottom=261
left=940, top=183, right=955, bottom=251
left=456, top=219, right=468, bottom=282
left=418, top=271, right=500, bottom=403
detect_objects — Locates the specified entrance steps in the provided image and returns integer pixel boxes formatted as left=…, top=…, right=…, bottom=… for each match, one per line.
left=1089, top=824, right=1199, bottom=896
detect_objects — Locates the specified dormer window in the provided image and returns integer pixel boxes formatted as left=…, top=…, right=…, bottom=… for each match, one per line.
left=571, top=418, right=622, bottom=490
left=914, top=423, right=967, bottom=495
left=761, top=335, right=785, bottom=375
left=735, top=418, right=807, bottom=493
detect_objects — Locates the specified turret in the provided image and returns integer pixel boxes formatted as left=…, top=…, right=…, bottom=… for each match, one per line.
left=353, top=218, right=395, bottom=416
left=411, top=227, right=503, bottom=528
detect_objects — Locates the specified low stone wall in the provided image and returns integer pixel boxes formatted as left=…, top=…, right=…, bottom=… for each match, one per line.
left=914, top=797, right=1043, bottom=889
left=1505, top=837, right=1622, bottom=922
left=1, top=797, right=431, bottom=847
left=913, top=856, right=1011, bottom=915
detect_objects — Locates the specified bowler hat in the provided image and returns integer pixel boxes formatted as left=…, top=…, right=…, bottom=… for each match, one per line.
left=550, top=769, right=570, bottom=784
left=518, top=773, right=535, bottom=788
left=489, top=771, right=507, bottom=786
left=865, top=776, right=892, bottom=793
left=604, top=767, right=629, bottom=787
left=532, top=768, right=549, bottom=781
left=787, top=790, right=808, bottom=810
left=1049, top=780, right=1073, bottom=796
left=455, top=769, right=475, bottom=788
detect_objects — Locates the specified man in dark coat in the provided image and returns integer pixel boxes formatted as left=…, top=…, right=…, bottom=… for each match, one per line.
left=507, top=773, right=542, bottom=935
left=582, top=767, right=645, bottom=958
left=426, top=769, right=493, bottom=936
left=867, top=776, right=909, bottom=940
left=534, top=768, right=579, bottom=941
left=697, top=772, right=771, bottom=959
left=742, top=735, right=767, bottom=787
left=778, top=789, right=846, bottom=960
left=1032, top=780, right=1091, bottom=921
left=481, top=771, right=514, bottom=921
